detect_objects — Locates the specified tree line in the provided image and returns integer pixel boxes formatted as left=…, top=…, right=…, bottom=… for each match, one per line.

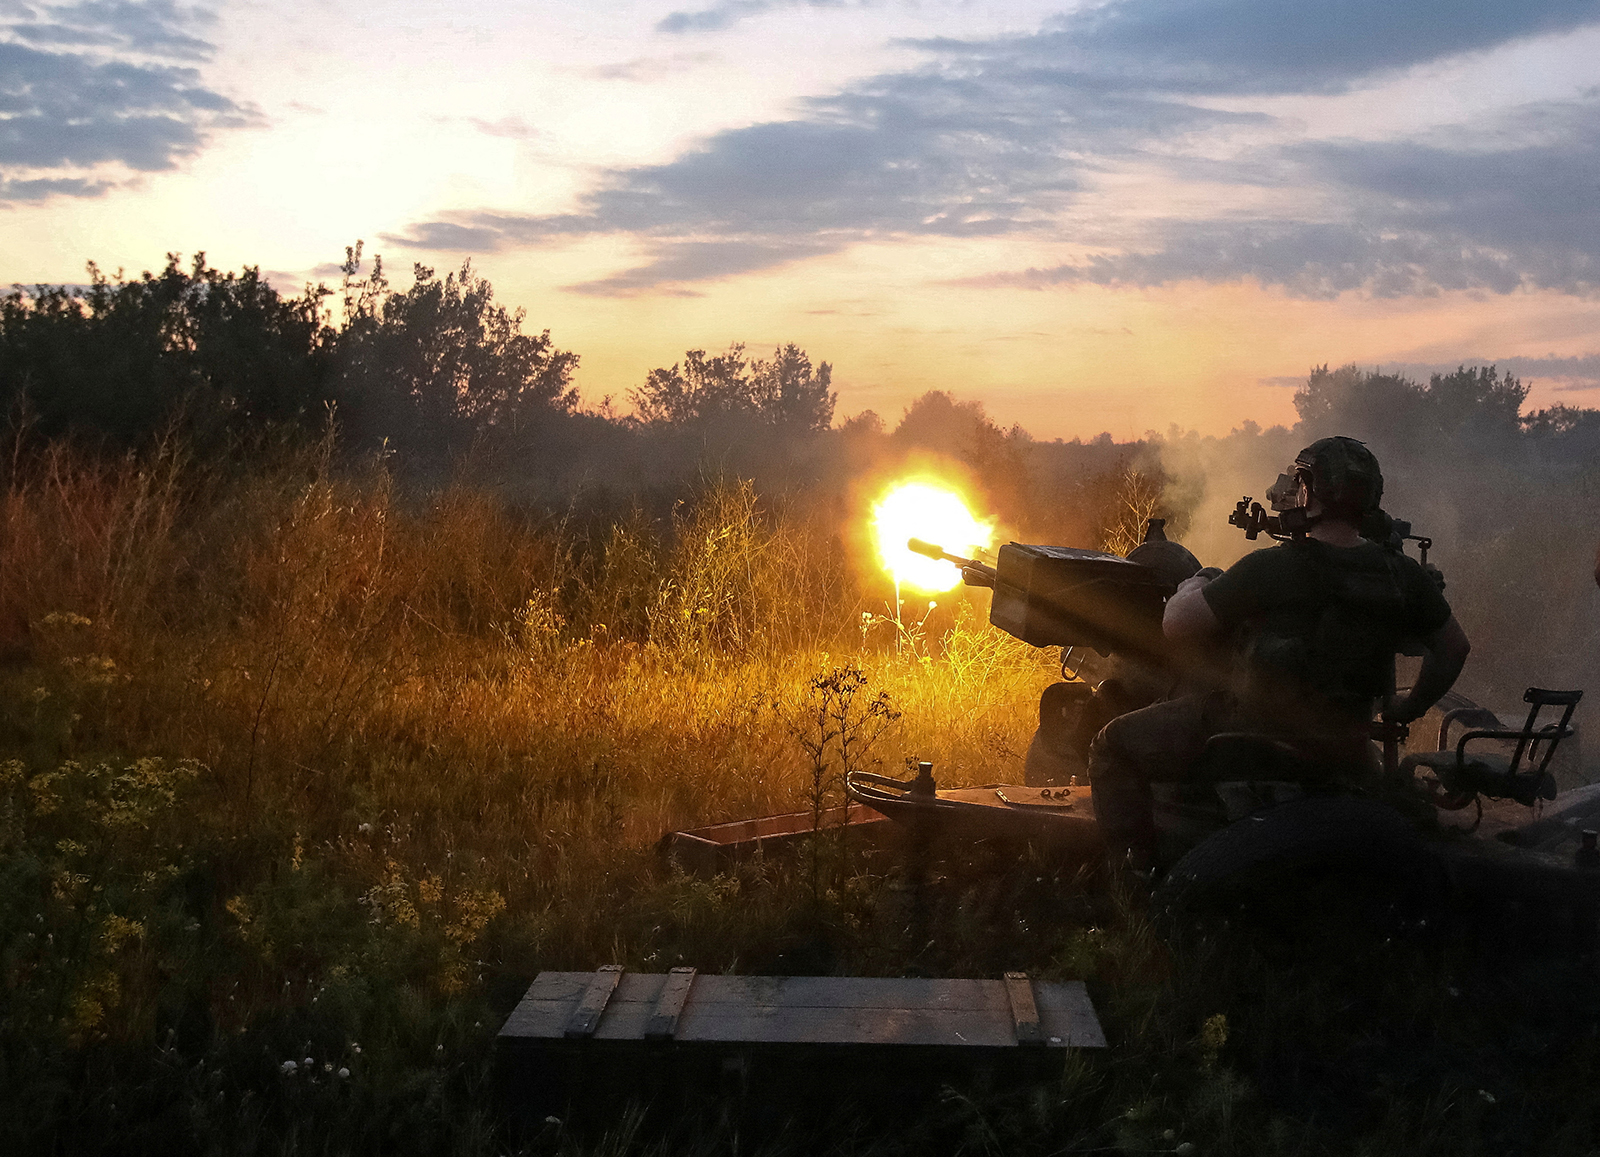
left=5, top=249, right=1598, bottom=533
left=0, top=248, right=835, bottom=465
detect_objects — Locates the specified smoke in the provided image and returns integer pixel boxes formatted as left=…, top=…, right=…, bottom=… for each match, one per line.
left=1152, top=424, right=1302, bottom=571
left=463, top=365, right=1600, bottom=775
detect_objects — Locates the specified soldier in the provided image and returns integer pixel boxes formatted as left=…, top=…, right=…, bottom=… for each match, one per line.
left=1087, top=437, right=1472, bottom=871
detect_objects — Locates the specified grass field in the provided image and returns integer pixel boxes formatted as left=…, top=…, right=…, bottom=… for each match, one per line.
left=4, top=438, right=1600, bottom=1156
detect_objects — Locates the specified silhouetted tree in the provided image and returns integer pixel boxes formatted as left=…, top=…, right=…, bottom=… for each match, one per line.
left=631, top=343, right=834, bottom=431
left=632, top=344, right=756, bottom=425
left=0, top=253, right=335, bottom=447
left=1294, top=363, right=1527, bottom=448
left=892, top=390, right=992, bottom=452
left=751, top=343, right=835, bottom=432
left=334, top=250, right=579, bottom=457
left=1522, top=402, right=1600, bottom=456
left=889, top=390, right=1039, bottom=530
left=1425, top=364, right=1528, bottom=438
left=1294, top=365, right=1426, bottom=442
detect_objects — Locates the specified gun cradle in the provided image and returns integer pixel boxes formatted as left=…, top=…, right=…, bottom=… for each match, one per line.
left=988, top=543, right=1175, bottom=657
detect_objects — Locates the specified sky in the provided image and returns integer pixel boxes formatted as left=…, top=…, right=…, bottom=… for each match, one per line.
left=4, top=0, right=1600, bottom=439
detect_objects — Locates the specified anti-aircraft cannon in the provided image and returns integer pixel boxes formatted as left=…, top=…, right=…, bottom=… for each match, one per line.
left=848, top=508, right=1599, bottom=937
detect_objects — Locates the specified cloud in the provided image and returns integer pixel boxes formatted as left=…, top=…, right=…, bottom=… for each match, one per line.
left=379, top=220, right=512, bottom=251
left=1298, top=102, right=1600, bottom=265
left=955, top=223, right=1543, bottom=299
left=391, top=63, right=1259, bottom=292
left=656, top=0, right=853, bottom=36
left=380, top=210, right=597, bottom=251
left=466, top=115, right=541, bottom=140
left=394, top=1, right=1600, bottom=295
left=563, top=238, right=838, bottom=296
left=1382, top=355, right=1600, bottom=391
left=933, top=0, right=1600, bottom=95
left=9, top=0, right=216, bottom=60
left=963, top=92, right=1600, bottom=299
left=0, top=172, right=115, bottom=198
left=0, top=1, right=246, bottom=203
left=587, top=50, right=717, bottom=82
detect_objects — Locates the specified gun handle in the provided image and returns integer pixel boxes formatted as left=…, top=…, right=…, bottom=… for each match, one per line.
left=959, top=564, right=996, bottom=589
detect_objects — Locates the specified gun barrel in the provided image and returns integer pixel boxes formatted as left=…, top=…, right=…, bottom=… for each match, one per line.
left=906, top=537, right=997, bottom=588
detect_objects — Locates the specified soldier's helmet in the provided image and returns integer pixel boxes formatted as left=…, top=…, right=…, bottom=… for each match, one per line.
left=1294, top=436, right=1383, bottom=520
left=1126, top=518, right=1202, bottom=587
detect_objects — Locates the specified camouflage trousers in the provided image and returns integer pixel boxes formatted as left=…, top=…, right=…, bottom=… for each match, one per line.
left=1086, top=693, right=1233, bottom=864
left=1086, top=692, right=1375, bottom=864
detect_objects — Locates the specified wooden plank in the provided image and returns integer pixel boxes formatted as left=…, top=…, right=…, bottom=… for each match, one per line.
left=675, top=1005, right=1020, bottom=1048
left=498, top=972, right=1107, bottom=1050
left=501, top=973, right=663, bottom=1041
left=564, top=965, right=624, bottom=1039
left=646, top=967, right=697, bottom=1039
left=1034, top=980, right=1107, bottom=1048
left=1004, top=972, right=1043, bottom=1046
left=660, top=976, right=1011, bottom=1011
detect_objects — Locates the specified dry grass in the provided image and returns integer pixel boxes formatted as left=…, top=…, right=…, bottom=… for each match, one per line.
left=0, top=440, right=1052, bottom=1130
left=6, top=438, right=1598, bottom=1157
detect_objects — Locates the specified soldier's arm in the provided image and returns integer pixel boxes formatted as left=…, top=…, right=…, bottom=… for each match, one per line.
left=1163, top=574, right=1221, bottom=643
left=1387, top=615, right=1471, bottom=724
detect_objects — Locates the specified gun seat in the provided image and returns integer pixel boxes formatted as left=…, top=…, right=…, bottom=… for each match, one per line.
left=1194, top=731, right=1380, bottom=785
left=1401, top=688, right=1582, bottom=808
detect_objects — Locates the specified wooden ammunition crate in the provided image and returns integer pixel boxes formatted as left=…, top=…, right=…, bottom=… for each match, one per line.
left=497, top=967, right=1105, bottom=1131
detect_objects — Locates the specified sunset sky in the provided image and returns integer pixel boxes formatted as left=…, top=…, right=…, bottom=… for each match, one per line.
left=4, top=0, right=1600, bottom=439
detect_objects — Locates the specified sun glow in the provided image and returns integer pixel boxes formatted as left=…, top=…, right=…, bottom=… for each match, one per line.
left=871, top=480, right=994, bottom=594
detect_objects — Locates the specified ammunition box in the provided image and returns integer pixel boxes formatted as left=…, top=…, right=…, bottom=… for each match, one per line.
left=989, top=543, right=1174, bottom=655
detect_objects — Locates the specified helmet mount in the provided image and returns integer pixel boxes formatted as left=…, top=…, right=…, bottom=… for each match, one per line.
left=1228, top=436, right=1385, bottom=543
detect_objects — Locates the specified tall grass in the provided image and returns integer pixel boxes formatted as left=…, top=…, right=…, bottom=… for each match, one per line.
left=7, top=438, right=1596, bottom=1157
left=1, top=438, right=1062, bottom=1152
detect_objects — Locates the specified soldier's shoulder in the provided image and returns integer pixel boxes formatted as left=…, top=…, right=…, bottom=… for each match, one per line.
left=1229, top=541, right=1299, bottom=568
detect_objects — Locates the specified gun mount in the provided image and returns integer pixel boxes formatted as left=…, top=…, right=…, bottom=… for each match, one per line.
left=908, top=536, right=1173, bottom=657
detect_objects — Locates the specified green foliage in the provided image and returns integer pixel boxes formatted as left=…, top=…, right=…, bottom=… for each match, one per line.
left=0, top=245, right=580, bottom=465
left=9, top=252, right=1600, bottom=1153
left=630, top=342, right=834, bottom=432
left=334, top=246, right=580, bottom=458
left=0, top=254, right=336, bottom=447
left=1522, top=401, right=1600, bottom=454
left=645, top=478, right=849, bottom=658
left=787, top=662, right=900, bottom=899
left=1295, top=362, right=1529, bottom=445
left=0, top=753, right=202, bottom=1048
